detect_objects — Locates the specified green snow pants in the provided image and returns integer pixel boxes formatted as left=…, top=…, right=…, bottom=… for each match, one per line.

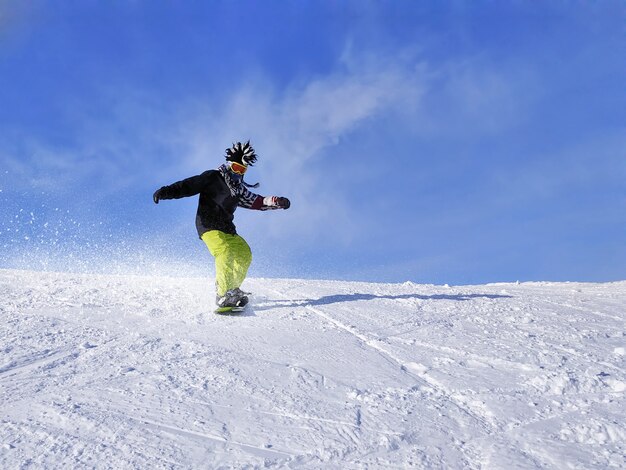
left=201, top=230, right=252, bottom=296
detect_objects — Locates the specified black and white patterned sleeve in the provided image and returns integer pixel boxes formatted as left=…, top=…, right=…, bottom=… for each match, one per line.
left=237, top=187, right=283, bottom=211
left=237, top=186, right=263, bottom=209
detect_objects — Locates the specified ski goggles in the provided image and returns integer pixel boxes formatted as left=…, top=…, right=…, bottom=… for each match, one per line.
left=230, top=162, right=248, bottom=175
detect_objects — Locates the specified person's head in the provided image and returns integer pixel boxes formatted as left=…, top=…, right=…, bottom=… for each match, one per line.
left=225, top=141, right=257, bottom=175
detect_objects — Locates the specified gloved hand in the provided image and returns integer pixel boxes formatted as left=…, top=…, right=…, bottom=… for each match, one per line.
left=153, top=187, right=165, bottom=204
left=275, top=197, right=290, bottom=209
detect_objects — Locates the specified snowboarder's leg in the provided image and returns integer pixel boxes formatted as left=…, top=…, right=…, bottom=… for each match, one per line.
left=201, top=230, right=252, bottom=297
left=230, top=234, right=252, bottom=290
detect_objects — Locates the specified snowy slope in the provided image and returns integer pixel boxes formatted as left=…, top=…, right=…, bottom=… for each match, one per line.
left=1, top=269, right=625, bottom=469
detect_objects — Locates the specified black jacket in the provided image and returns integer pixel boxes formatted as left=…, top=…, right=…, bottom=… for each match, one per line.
left=157, top=168, right=267, bottom=237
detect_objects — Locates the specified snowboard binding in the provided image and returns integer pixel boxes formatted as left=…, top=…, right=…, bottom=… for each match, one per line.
left=215, top=288, right=249, bottom=314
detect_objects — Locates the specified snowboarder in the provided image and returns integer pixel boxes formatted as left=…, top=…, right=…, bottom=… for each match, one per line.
left=152, top=141, right=290, bottom=311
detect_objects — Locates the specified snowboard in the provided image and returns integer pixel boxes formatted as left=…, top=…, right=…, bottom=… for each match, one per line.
left=214, top=305, right=247, bottom=315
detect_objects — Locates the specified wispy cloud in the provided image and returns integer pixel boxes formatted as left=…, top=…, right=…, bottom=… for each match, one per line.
left=0, top=85, right=182, bottom=194
left=172, top=49, right=432, bottom=244
left=2, top=43, right=534, bottom=248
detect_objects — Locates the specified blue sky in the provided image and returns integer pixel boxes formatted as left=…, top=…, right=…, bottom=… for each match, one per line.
left=1, top=1, right=624, bottom=285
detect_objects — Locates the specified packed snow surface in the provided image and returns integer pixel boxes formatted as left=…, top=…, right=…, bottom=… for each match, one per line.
left=1, top=269, right=625, bottom=469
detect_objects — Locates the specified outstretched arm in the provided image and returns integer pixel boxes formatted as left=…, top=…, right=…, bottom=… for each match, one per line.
left=153, top=172, right=211, bottom=204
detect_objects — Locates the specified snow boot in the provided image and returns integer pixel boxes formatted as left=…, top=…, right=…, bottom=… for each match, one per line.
left=216, top=289, right=248, bottom=308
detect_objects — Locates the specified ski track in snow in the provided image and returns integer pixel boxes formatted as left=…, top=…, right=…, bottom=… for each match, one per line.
left=0, top=269, right=625, bottom=469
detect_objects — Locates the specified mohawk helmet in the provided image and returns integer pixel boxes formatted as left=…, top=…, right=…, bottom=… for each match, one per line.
left=225, top=141, right=257, bottom=166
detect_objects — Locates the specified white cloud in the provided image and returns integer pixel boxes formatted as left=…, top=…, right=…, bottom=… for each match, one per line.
left=173, top=53, right=430, bottom=245
left=1, top=44, right=535, bottom=252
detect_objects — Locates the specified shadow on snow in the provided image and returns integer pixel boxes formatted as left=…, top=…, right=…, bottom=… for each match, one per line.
left=254, top=292, right=512, bottom=311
